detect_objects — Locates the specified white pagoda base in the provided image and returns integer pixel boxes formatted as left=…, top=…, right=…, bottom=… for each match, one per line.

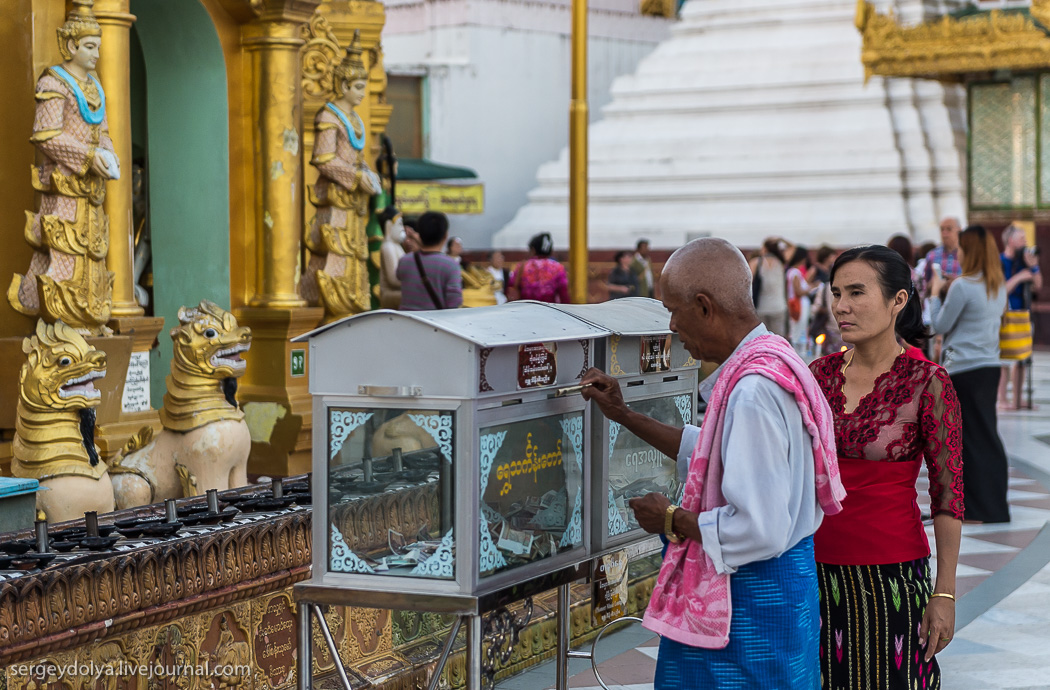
left=494, top=0, right=967, bottom=251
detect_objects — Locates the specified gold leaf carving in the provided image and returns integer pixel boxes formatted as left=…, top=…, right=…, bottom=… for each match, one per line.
left=301, top=13, right=342, bottom=101
left=856, top=0, right=1050, bottom=80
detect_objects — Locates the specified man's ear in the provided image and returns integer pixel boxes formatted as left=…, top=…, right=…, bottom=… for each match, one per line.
left=696, top=293, right=713, bottom=318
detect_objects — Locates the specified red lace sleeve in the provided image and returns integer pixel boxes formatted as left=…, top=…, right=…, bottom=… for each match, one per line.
left=808, top=353, right=841, bottom=404
left=920, top=366, right=964, bottom=518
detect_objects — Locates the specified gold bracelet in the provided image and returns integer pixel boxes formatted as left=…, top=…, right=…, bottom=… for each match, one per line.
left=665, top=504, right=683, bottom=544
left=930, top=592, right=956, bottom=602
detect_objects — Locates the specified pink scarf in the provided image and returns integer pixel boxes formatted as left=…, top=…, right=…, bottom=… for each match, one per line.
left=642, top=334, right=845, bottom=648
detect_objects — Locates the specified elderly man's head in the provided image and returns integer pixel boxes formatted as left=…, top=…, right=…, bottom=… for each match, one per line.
left=1003, top=224, right=1028, bottom=253
left=659, top=238, right=758, bottom=364
left=940, top=217, right=961, bottom=252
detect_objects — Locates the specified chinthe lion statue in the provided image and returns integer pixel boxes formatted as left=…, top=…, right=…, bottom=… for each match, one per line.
left=111, top=300, right=251, bottom=507
left=12, top=320, right=114, bottom=522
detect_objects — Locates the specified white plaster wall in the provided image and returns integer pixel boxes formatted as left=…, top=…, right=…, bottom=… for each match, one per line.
left=382, top=0, right=672, bottom=249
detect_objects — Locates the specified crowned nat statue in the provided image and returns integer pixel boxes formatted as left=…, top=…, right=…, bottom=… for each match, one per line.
left=300, top=29, right=381, bottom=322
left=8, top=0, right=118, bottom=335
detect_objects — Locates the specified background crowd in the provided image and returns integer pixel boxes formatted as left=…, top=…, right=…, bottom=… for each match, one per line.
left=377, top=210, right=1041, bottom=686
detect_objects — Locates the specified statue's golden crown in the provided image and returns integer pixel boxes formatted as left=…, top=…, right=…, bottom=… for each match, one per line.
left=57, top=0, right=102, bottom=60
left=57, top=0, right=101, bottom=60
left=334, top=30, right=368, bottom=86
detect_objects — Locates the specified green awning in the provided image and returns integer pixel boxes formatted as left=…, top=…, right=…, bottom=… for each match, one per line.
left=396, top=158, right=478, bottom=181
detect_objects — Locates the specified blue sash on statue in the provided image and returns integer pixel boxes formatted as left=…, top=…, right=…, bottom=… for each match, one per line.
left=325, top=103, right=366, bottom=151
left=50, top=65, right=106, bottom=125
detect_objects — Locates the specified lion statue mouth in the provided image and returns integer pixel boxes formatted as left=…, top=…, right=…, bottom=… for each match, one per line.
left=210, top=343, right=250, bottom=371
left=59, top=369, right=106, bottom=400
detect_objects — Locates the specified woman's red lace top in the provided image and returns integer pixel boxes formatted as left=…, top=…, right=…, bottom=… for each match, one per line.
left=809, top=350, right=964, bottom=519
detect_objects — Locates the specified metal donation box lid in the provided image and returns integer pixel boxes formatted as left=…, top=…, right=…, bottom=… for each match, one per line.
left=294, top=303, right=610, bottom=348
left=531, top=298, right=672, bottom=337
left=535, top=298, right=697, bottom=377
left=294, top=304, right=612, bottom=399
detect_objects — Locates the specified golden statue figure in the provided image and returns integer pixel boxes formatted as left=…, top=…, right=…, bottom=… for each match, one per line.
left=8, top=0, right=117, bottom=335
left=111, top=300, right=252, bottom=507
left=461, top=265, right=499, bottom=307
left=12, top=319, right=115, bottom=522
left=300, top=29, right=381, bottom=322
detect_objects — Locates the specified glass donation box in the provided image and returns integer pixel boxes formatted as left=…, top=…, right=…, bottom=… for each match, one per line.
left=294, top=303, right=608, bottom=598
left=540, top=298, right=699, bottom=551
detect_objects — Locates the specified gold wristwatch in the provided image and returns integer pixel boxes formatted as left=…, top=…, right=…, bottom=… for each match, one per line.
left=665, top=504, right=683, bottom=543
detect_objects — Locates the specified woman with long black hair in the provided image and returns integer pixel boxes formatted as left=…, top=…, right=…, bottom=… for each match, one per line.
left=810, top=245, right=963, bottom=689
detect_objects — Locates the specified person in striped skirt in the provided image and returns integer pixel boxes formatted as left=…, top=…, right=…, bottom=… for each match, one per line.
left=811, top=245, right=964, bottom=689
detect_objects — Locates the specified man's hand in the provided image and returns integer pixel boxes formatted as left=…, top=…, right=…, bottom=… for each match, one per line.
left=627, top=492, right=671, bottom=535
left=1024, top=249, right=1039, bottom=268
left=403, top=226, right=422, bottom=252
left=918, top=597, right=955, bottom=661
left=580, top=367, right=629, bottom=424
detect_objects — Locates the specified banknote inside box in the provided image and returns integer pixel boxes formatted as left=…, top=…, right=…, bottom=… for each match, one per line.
left=607, top=395, right=690, bottom=536
left=478, top=410, right=585, bottom=576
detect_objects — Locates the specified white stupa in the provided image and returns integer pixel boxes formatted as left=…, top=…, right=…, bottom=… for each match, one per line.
left=494, top=0, right=967, bottom=250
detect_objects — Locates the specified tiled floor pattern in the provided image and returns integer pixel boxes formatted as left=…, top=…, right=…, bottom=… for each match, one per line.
left=922, top=467, right=1050, bottom=596
left=533, top=355, right=1050, bottom=690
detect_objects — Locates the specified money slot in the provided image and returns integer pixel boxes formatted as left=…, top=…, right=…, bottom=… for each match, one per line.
left=502, top=398, right=523, bottom=406
left=625, top=380, right=645, bottom=387
left=662, top=375, right=679, bottom=383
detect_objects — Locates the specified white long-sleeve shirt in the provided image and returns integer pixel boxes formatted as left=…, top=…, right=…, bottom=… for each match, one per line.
left=676, top=325, right=826, bottom=574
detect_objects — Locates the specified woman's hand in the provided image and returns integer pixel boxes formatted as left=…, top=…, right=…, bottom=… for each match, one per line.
left=928, top=271, right=945, bottom=299
left=919, top=596, right=956, bottom=661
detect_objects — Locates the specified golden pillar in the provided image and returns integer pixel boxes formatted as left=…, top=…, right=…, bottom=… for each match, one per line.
left=237, top=0, right=323, bottom=478
left=569, top=0, right=589, bottom=304
left=243, top=7, right=312, bottom=309
left=94, top=0, right=143, bottom=319
left=90, top=0, right=165, bottom=462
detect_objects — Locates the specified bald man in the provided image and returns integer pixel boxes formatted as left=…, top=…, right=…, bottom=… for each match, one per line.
left=582, top=238, right=840, bottom=689
left=921, top=216, right=963, bottom=294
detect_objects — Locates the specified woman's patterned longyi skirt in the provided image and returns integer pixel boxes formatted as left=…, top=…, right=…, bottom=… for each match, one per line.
left=818, top=558, right=941, bottom=689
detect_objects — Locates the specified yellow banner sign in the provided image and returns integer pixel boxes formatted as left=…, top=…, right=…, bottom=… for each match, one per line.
left=399, top=182, right=484, bottom=215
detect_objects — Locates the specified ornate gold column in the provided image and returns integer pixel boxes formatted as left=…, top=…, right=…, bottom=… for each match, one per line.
left=94, top=0, right=143, bottom=319
left=91, top=0, right=164, bottom=461
left=243, top=2, right=315, bottom=309
left=237, top=0, right=323, bottom=478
